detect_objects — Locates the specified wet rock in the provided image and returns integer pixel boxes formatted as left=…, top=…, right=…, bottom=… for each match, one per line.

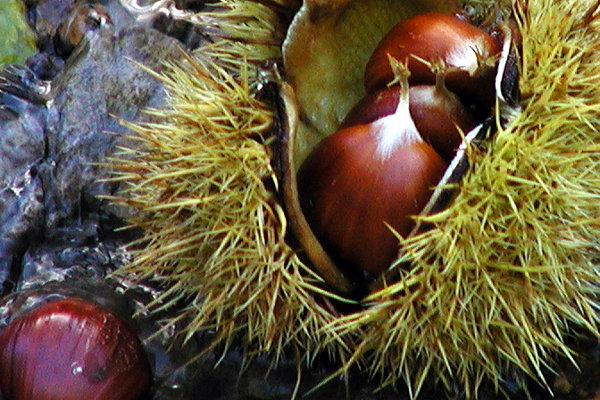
left=0, top=168, right=44, bottom=295
left=19, top=229, right=118, bottom=292
left=28, top=0, right=204, bottom=58
left=26, top=51, right=65, bottom=80
left=0, top=65, right=51, bottom=205
left=0, top=95, right=45, bottom=187
left=43, top=24, right=183, bottom=230
left=0, top=65, right=48, bottom=295
left=0, top=0, right=184, bottom=333
left=0, top=21, right=184, bottom=289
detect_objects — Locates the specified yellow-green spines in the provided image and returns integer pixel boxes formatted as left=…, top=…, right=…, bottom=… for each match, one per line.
left=110, top=0, right=600, bottom=398
left=109, top=0, right=334, bottom=362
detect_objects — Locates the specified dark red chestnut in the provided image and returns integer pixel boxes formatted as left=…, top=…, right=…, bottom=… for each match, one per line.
left=298, top=84, right=447, bottom=276
left=340, top=83, right=478, bottom=161
left=0, top=297, right=151, bottom=400
left=364, top=13, right=501, bottom=106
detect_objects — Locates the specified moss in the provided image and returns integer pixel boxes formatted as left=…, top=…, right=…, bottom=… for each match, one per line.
left=0, top=0, right=36, bottom=66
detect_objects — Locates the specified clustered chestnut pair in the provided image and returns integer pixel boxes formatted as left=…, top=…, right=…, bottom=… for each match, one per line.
left=298, top=13, right=501, bottom=277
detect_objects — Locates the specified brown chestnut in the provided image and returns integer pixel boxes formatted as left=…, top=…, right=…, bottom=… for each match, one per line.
left=0, top=297, right=151, bottom=400
left=298, top=84, right=447, bottom=276
left=340, top=83, right=479, bottom=161
left=364, top=13, right=501, bottom=107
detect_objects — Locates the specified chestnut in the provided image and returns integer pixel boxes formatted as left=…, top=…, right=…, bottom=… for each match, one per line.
left=0, top=297, right=151, bottom=400
left=295, top=12, right=499, bottom=281
left=340, top=84, right=479, bottom=161
left=364, top=13, right=501, bottom=107
left=298, top=83, right=448, bottom=276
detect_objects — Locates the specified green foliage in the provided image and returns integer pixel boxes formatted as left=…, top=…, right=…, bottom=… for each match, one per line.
left=0, top=0, right=36, bottom=66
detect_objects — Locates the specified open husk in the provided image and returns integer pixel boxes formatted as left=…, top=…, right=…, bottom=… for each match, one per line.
left=281, top=0, right=460, bottom=164
left=109, top=0, right=600, bottom=397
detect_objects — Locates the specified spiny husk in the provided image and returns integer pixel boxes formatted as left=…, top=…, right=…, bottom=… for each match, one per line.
left=109, top=0, right=600, bottom=398
left=108, top=0, right=342, bottom=362
left=339, top=0, right=600, bottom=394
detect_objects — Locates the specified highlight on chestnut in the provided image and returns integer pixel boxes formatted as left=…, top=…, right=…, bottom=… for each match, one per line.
left=297, top=11, right=501, bottom=281
left=0, top=297, right=152, bottom=400
left=364, top=12, right=501, bottom=109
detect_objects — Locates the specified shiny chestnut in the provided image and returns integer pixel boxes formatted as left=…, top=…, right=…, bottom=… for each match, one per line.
left=298, top=84, right=448, bottom=276
left=0, top=297, right=152, bottom=400
left=292, top=11, right=499, bottom=283
left=340, top=84, right=478, bottom=161
left=364, top=13, right=501, bottom=107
